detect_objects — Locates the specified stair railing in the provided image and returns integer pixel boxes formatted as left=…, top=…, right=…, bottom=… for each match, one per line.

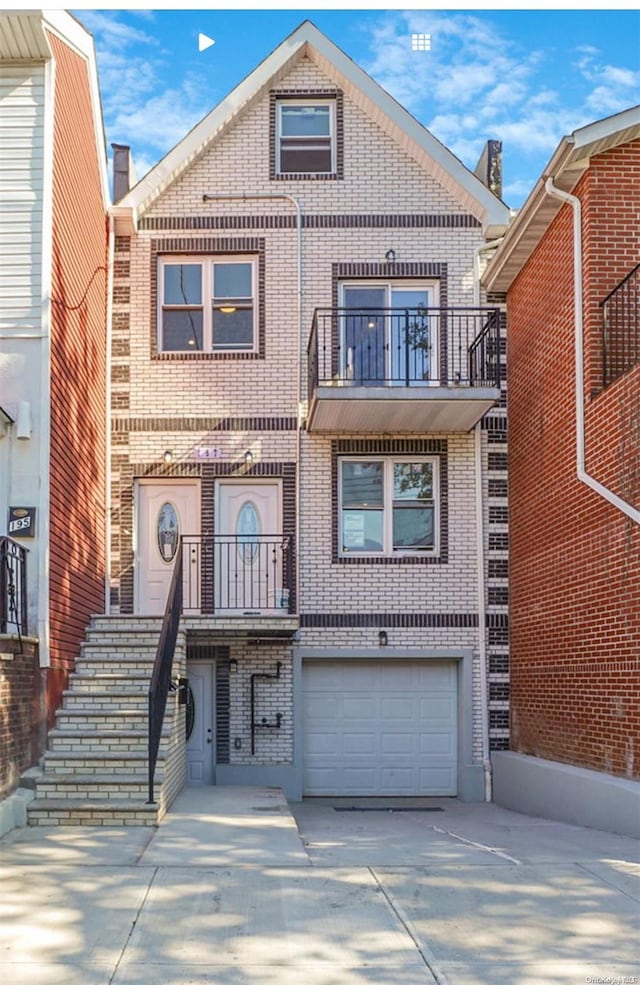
left=147, top=540, right=183, bottom=805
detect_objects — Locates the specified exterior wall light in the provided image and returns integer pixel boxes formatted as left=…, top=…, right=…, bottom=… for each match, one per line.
left=379, top=630, right=388, bottom=646
left=163, top=450, right=173, bottom=464
left=244, top=449, right=254, bottom=466
left=385, top=249, right=396, bottom=263
left=229, top=658, right=238, bottom=673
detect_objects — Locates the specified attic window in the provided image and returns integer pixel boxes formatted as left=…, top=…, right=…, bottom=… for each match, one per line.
left=276, top=99, right=335, bottom=175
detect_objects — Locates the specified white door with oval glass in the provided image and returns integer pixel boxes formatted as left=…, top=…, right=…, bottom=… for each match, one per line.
left=214, top=481, right=284, bottom=613
left=136, top=480, right=200, bottom=615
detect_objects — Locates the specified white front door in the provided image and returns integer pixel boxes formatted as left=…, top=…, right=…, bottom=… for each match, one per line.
left=215, top=481, right=283, bottom=612
left=186, top=661, right=215, bottom=784
left=136, top=480, right=200, bottom=615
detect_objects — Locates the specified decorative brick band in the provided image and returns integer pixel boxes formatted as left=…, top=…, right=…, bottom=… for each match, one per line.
left=300, top=612, right=478, bottom=628
left=331, top=437, right=448, bottom=565
left=111, top=416, right=297, bottom=433
left=150, top=237, right=266, bottom=361
left=140, top=213, right=481, bottom=230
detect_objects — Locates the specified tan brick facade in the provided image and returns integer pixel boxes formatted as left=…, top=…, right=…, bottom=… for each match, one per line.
left=110, top=47, right=509, bottom=795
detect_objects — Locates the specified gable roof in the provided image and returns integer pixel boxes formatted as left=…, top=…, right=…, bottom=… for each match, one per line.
left=483, top=104, right=640, bottom=293
left=113, top=20, right=509, bottom=233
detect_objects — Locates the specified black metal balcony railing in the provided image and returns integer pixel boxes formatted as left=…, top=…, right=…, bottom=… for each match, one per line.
left=308, top=307, right=501, bottom=395
left=0, top=536, right=28, bottom=636
left=180, top=534, right=294, bottom=614
left=601, top=262, right=640, bottom=389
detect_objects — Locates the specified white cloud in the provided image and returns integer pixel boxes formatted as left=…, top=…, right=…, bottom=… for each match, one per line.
left=80, top=11, right=211, bottom=161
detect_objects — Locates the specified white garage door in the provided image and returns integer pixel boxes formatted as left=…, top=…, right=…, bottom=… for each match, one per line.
left=303, top=660, right=457, bottom=796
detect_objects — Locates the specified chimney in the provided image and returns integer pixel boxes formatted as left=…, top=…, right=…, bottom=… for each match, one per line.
left=473, top=139, right=502, bottom=200
left=111, top=143, right=135, bottom=202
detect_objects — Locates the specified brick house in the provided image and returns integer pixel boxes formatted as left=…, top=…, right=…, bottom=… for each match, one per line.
left=483, top=106, right=640, bottom=838
left=0, top=11, right=109, bottom=827
left=24, top=20, right=511, bottom=824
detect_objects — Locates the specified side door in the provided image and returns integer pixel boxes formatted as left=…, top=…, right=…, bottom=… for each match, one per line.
left=186, top=661, right=215, bottom=784
left=136, top=479, right=200, bottom=615
left=214, top=481, right=283, bottom=612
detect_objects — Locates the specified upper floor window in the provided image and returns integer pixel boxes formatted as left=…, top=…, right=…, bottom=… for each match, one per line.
left=276, top=100, right=335, bottom=175
left=339, top=457, right=439, bottom=557
left=158, top=256, right=256, bottom=352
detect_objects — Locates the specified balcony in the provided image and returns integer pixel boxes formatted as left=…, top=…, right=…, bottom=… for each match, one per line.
left=179, top=534, right=297, bottom=636
left=601, top=262, right=639, bottom=389
left=307, top=307, right=502, bottom=433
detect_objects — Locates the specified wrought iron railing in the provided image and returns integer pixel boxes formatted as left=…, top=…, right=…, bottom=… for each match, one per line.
left=308, top=306, right=501, bottom=395
left=181, top=534, right=293, bottom=614
left=0, top=536, right=28, bottom=636
left=601, top=262, right=639, bottom=389
left=148, top=540, right=183, bottom=805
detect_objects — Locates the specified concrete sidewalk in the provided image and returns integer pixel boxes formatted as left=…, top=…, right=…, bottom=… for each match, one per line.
left=1, top=787, right=638, bottom=985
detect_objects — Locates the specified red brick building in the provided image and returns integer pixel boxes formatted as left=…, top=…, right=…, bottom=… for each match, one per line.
left=484, top=107, right=640, bottom=837
left=0, top=12, right=109, bottom=828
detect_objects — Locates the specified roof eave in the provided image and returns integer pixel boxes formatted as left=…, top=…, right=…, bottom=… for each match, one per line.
left=483, top=105, right=640, bottom=293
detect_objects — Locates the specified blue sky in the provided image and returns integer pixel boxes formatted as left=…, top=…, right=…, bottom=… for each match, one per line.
left=73, top=7, right=640, bottom=208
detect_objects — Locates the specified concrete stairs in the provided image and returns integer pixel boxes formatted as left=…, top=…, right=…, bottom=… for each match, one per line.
left=27, top=616, right=187, bottom=827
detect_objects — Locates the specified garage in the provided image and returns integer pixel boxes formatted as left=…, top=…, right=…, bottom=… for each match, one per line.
left=302, top=659, right=458, bottom=796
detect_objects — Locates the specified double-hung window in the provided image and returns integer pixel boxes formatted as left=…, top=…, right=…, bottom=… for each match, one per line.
left=159, top=256, right=256, bottom=352
left=276, top=99, right=335, bottom=175
left=339, top=457, right=438, bottom=556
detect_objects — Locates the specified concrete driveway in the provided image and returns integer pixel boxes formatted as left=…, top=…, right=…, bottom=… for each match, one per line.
left=0, top=788, right=638, bottom=985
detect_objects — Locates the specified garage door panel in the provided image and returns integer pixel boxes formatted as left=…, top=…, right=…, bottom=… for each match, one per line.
left=343, top=732, right=377, bottom=754
left=304, top=695, right=340, bottom=720
left=303, top=660, right=457, bottom=797
left=343, top=697, right=377, bottom=719
left=420, top=732, right=456, bottom=755
left=380, top=696, right=415, bottom=719
left=381, top=732, right=416, bottom=754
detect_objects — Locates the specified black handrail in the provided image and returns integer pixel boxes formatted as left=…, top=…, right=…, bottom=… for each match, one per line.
left=147, top=540, right=183, bottom=805
left=1, top=536, right=28, bottom=637
left=308, top=306, right=502, bottom=393
left=601, top=262, right=639, bottom=389
left=181, top=534, right=293, bottom=614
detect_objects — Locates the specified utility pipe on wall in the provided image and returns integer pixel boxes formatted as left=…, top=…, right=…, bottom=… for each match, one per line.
left=544, top=178, right=640, bottom=526
left=201, top=192, right=304, bottom=604
left=475, top=420, right=492, bottom=802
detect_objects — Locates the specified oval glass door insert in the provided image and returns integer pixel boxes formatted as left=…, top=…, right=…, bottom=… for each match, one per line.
left=157, top=502, right=179, bottom=563
left=237, top=501, right=260, bottom=564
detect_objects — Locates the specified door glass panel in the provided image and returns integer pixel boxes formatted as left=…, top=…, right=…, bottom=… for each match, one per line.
left=237, top=501, right=260, bottom=564
left=343, top=287, right=386, bottom=383
left=390, top=288, right=432, bottom=383
left=157, top=502, right=180, bottom=563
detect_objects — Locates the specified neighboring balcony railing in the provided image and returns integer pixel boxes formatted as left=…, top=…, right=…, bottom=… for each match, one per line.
left=0, top=536, right=28, bottom=636
left=601, top=262, right=639, bottom=389
left=308, top=306, right=502, bottom=392
left=180, top=534, right=294, bottom=615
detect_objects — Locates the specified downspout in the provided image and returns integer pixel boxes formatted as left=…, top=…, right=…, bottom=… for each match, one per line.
left=475, top=422, right=492, bottom=801
left=105, top=214, right=115, bottom=613
left=545, top=178, right=640, bottom=525
left=201, top=193, right=304, bottom=604
left=473, top=236, right=503, bottom=802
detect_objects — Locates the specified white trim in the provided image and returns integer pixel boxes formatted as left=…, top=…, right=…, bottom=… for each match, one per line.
left=275, top=97, right=336, bottom=176
left=338, top=456, right=439, bottom=558
left=35, top=51, right=57, bottom=669
left=40, top=12, right=110, bottom=208
left=157, top=254, right=258, bottom=353
left=545, top=177, right=640, bottom=526
left=114, top=21, right=509, bottom=231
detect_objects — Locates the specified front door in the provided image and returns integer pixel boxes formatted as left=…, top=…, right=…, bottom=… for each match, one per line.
left=136, top=480, right=200, bottom=615
left=341, top=283, right=439, bottom=385
left=186, top=661, right=215, bottom=784
left=214, top=481, right=283, bottom=612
